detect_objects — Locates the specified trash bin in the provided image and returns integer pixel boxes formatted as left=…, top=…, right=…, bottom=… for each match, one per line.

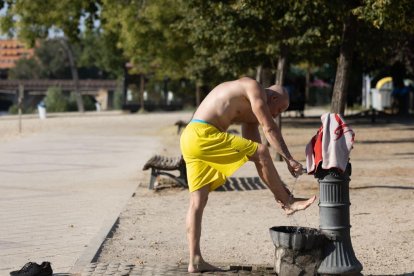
left=37, top=102, right=47, bottom=119
left=371, top=88, right=392, bottom=111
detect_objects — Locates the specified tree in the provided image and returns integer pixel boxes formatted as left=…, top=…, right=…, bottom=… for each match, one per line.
left=330, top=11, right=358, bottom=115
left=78, top=30, right=126, bottom=79
left=329, top=0, right=414, bottom=114
left=9, top=39, right=71, bottom=79
left=100, top=0, right=193, bottom=110
left=180, top=1, right=344, bottom=92
left=354, top=0, right=414, bottom=76
left=9, top=36, right=125, bottom=80
left=0, top=0, right=102, bottom=112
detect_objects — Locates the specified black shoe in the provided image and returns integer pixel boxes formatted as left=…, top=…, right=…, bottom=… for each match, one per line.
left=10, top=262, right=53, bottom=276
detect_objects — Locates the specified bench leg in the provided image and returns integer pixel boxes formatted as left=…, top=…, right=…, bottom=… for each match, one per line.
left=149, top=168, right=158, bottom=189
left=178, top=166, right=188, bottom=188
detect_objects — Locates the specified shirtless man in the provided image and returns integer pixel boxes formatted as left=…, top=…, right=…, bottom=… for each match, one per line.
left=180, top=77, right=316, bottom=273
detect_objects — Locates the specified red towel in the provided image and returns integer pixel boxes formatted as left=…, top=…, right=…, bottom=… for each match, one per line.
left=306, top=113, right=355, bottom=174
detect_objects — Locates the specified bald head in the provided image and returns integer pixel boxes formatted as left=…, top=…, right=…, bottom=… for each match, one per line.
left=266, top=84, right=290, bottom=116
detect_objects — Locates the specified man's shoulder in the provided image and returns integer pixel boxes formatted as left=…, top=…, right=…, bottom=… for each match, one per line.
left=238, top=76, right=258, bottom=85
left=236, top=77, right=263, bottom=98
left=236, top=77, right=261, bottom=93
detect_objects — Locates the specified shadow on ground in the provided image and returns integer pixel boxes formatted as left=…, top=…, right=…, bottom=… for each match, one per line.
left=281, top=112, right=414, bottom=129
left=215, top=177, right=267, bottom=192
left=350, top=185, right=414, bottom=190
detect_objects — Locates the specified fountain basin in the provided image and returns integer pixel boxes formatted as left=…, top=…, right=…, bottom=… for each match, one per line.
left=269, top=226, right=326, bottom=251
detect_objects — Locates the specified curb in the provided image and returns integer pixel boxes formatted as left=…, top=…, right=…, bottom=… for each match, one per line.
left=69, top=190, right=134, bottom=274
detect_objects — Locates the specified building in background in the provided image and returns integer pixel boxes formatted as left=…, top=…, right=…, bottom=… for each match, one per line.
left=0, top=39, right=34, bottom=79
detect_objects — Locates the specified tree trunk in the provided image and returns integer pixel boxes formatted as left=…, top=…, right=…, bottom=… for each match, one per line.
left=331, top=14, right=358, bottom=115
left=256, top=65, right=273, bottom=87
left=256, top=65, right=262, bottom=83
left=122, top=65, right=128, bottom=107
left=195, top=84, right=201, bottom=106
left=274, top=47, right=288, bottom=161
left=305, top=65, right=311, bottom=104
left=59, top=38, right=84, bottom=112
left=275, top=48, right=287, bottom=86
left=139, top=74, right=145, bottom=113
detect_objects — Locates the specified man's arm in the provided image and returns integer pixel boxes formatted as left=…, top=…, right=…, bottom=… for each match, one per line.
left=244, top=80, right=292, bottom=160
left=243, top=79, right=302, bottom=176
left=241, top=122, right=261, bottom=143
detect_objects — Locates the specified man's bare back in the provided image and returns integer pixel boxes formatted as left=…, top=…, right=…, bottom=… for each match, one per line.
left=192, top=78, right=264, bottom=131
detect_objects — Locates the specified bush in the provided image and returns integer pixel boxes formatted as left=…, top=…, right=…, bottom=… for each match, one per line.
left=8, top=104, right=19, bottom=114
left=114, top=88, right=123, bottom=110
left=43, top=88, right=96, bottom=112
left=44, top=87, right=69, bottom=112
left=8, top=104, right=36, bottom=115
left=68, top=93, right=96, bottom=111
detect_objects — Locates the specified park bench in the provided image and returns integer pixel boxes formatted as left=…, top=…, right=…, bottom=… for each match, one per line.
left=285, top=100, right=305, bottom=117
left=142, top=155, right=187, bottom=189
left=175, top=120, right=188, bottom=134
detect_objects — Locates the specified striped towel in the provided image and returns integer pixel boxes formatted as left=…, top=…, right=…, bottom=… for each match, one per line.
left=306, top=113, right=355, bottom=174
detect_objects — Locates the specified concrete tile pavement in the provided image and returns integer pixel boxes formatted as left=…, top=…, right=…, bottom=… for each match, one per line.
left=0, top=108, right=335, bottom=275
left=80, top=262, right=276, bottom=275
left=0, top=128, right=162, bottom=275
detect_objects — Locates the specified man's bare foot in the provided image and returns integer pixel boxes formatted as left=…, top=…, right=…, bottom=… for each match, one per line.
left=188, top=259, right=222, bottom=273
left=283, top=195, right=316, bottom=215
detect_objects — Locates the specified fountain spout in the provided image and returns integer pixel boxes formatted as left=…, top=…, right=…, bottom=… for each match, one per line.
left=316, top=163, right=363, bottom=274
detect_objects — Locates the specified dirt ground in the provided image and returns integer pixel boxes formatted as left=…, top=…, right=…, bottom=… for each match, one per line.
left=2, top=110, right=412, bottom=275
left=95, top=110, right=413, bottom=275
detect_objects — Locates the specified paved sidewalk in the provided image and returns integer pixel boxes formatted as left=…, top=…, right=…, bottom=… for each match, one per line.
left=81, top=262, right=276, bottom=275
left=0, top=117, right=163, bottom=275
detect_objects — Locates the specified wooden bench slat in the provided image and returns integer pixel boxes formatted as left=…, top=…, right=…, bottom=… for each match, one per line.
left=143, top=155, right=184, bottom=171
left=142, top=154, right=187, bottom=189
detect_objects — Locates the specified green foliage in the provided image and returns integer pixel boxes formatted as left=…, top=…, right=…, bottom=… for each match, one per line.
left=8, top=58, right=42, bottom=79
left=178, top=0, right=345, bottom=85
left=113, top=88, right=124, bottom=110
left=3, top=0, right=414, bottom=110
left=354, top=0, right=414, bottom=33
left=7, top=104, right=35, bottom=114
left=8, top=104, right=19, bottom=114
left=8, top=36, right=125, bottom=80
left=8, top=39, right=72, bottom=79
left=0, top=0, right=100, bottom=45
left=78, top=30, right=127, bottom=79
left=67, top=93, right=96, bottom=111
left=43, top=87, right=69, bottom=112
left=352, top=0, right=414, bottom=75
left=101, top=0, right=192, bottom=79
left=41, top=87, right=97, bottom=113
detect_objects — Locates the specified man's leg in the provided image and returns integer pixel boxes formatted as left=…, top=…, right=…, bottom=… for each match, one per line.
left=186, top=184, right=220, bottom=273
left=249, top=144, right=316, bottom=215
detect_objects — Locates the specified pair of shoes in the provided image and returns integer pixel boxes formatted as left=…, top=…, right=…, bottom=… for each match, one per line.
left=10, top=262, right=53, bottom=276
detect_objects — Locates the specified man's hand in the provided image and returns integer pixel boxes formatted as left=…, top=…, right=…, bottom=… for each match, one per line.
left=282, top=195, right=317, bottom=216
left=285, top=158, right=303, bottom=178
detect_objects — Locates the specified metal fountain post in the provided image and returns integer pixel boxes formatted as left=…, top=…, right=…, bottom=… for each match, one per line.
left=316, top=163, right=363, bottom=275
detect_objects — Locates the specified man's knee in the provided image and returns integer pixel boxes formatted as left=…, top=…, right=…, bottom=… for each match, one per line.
left=190, top=187, right=210, bottom=211
left=251, top=144, right=271, bottom=164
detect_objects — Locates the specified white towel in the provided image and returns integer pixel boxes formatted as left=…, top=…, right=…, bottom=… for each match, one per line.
left=306, top=113, right=355, bottom=174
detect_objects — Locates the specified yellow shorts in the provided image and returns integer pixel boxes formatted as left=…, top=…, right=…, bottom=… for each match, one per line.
left=180, top=121, right=258, bottom=192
